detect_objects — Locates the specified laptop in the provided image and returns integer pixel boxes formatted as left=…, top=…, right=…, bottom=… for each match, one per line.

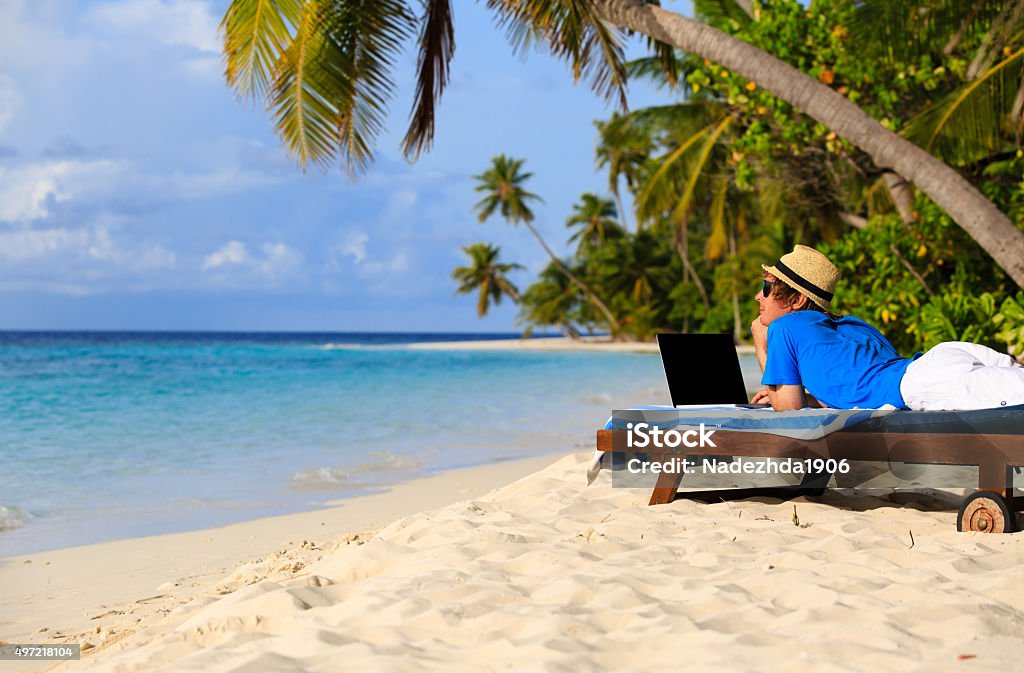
left=656, top=333, right=753, bottom=407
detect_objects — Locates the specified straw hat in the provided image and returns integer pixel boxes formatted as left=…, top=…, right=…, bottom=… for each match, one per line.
left=762, top=245, right=840, bottom=310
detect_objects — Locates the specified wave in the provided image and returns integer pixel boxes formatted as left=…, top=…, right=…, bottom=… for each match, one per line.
left=0, top=505, right=28, bottom=532
left=290, top=452, right=425, bottom=492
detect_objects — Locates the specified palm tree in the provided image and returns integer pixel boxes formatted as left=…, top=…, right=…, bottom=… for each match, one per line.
left=220, top=0, right=1024, bottom=288
left=451, top=243, right=523, bottom=317
left=591, top=0, right=1024, bottom=286
left=518, top=262, right=584, bottom=339
left=565, top=193, right=624, bottom=256
left=594, top=113, right=654, bottom=229
left=473, top=155, right=624, bottom=336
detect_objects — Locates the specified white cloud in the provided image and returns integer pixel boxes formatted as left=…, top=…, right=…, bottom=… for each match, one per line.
left=382, top=189, right=418, bottom=222
left=259, top=242, right=303, bottom=278
left=361, top=252, right=409, bottom=276
left=89, top=0, right=219, bottom=53
left=340, top=231, right=369, bottom=264
left=0, top=157, right=283, bottom=227
left=0, top=218, right=176, bottom=275
left=135, top=244, right=177, bottom=270
left=0, top=2, right=99, bottom=87
left=0, top=159, right=124, bottom=223
left=0, top=74, right=21, bottom=138
left=202, top=240, right=303, bottom=283
left=0, top=227, right=87, bottom=261
left=203, top=240, right=249, bottom=270
left=154, top=167, right=283, bottom=199
left=182, top=56, right=220, bottom=79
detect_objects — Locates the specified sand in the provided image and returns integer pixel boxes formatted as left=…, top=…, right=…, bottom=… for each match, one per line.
left=11, top=451, right=1023, bottom=673
left=409, top=335, right=756, bottom=356
left=5, top=337, right=1020, bottom=672
left=410, top=336, right=660, bottom=353
left=0, top=454, right=559, bottom=673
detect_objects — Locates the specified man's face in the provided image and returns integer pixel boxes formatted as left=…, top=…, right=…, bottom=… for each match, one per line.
left=756, top=274, right=797, bottom=326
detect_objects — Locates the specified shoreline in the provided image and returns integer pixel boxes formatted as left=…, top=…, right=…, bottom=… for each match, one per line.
left=409, top=335, right=757, bottom=355
left=14, top=452, right=1024, bottom=672
left=0, top=452, right=564, bottom=669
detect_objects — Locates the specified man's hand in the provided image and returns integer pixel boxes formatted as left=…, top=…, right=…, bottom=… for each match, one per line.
left=751, top=387, right=770, bottom=404
left=751, top=317, right=769, bottom=374
left=754, top=384, right=808, bottom=411
left=750, top=317, right=768, bottom=351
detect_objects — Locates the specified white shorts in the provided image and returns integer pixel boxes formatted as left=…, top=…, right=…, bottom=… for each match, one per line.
left=900, top=341, right=1024, bottom=411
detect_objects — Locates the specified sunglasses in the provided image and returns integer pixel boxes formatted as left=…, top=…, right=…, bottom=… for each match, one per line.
left=761, top=279, right=775, bottom=297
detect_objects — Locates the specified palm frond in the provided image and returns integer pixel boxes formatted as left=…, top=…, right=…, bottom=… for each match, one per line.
left=634, top=121, right=717, bottom=220
left=670, top=115, right=732, bottom=222
left=221, top=0, right=304, bottom=101
left=269, top=0, right=414, bottom=172
left=626, top=56, right=686, bottom=91
left=705, top=175, right=730, bottom=261
left=693, top=0, right=752, bottom=29
left=484, top=0, right=629, bottom=109
left=401, top=0, right=455, bottom=160
left=615, top=103, right=718, bottom=145
left=903, top=47, right=1024, bottom=164
left=848, top=0, right=1004, bottom=63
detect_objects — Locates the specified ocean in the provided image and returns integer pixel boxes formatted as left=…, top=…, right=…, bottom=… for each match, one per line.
left=0, top=332, right=688, bottom=556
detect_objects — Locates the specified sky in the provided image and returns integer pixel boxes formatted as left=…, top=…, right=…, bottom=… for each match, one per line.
left=0, top=0, right=686, bottom=332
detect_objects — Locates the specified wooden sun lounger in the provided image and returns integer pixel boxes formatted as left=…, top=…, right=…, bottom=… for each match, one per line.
left=596, top=405, right=1024, bottom=533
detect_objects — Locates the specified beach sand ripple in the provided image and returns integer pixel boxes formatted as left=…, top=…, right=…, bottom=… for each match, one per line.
left=63, top=453, right=1024, bottom=673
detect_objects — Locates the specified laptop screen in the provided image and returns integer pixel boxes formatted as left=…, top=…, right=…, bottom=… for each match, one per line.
left=656, top=333, right=750, bottom=406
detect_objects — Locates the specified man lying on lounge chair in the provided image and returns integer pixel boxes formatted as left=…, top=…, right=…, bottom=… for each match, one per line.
left=750, top=245, right=1024, bottom=412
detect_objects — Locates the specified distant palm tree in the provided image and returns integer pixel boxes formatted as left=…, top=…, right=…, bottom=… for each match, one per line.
left=565, top=193, right=624, bottom=256
left=518, top=262, right=584, bottom=339
left=451, top=242, right=523, bottom=317
left=218, top=0, right=1024, bottom=287
left=473, top=155, right=624, bottom=336
left=594, top=113, right=654, bottom=230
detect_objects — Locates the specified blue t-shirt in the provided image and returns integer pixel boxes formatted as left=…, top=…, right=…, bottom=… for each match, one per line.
left=762, top=312, right=916, bottom=409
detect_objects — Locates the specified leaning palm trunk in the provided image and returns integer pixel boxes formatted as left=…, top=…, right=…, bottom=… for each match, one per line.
left=520, top=220, right=625, bottom=337
left=612, top=192, right=630, bottom=231
left=673, top=216, right=710, bottom=310
left=556, top=321, right=582, bottom=339
left=729, top=230, right=743, bottom=344
left=593, top=0, right=1024, bottom=290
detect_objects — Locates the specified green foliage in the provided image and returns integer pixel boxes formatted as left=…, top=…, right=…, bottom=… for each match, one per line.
left=918, top=290, right=1001, bottom=351
left=452, top=1, right=1024, bottom=355
left=994, top=293, right=1024, bottom=359
left=822, top=203, right=1020, bottom=354
left=451, top=243, right=523, bottom=318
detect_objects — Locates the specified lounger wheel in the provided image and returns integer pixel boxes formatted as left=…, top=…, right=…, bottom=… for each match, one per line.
left=957, top=491, right=1018, bottom=534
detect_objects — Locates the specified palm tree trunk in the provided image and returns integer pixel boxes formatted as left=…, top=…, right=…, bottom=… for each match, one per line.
left=838, top=212, right=867, bottom=229
left=944, top=0, right=987, bottom=56
left=559, top=321, right=582, bottom=339
left=883, top=173, right=915, bottom=224
left=674, top=216, right=710, bottom=309
left=729, top=228, right=742, bottom=344
left=521, top=220, right=625, bottom=336
left=967, top=0, right=1024, bottom=80
left=612, top=191, right=631, bottom=231
left=593, top=0, right=1024, bottom=290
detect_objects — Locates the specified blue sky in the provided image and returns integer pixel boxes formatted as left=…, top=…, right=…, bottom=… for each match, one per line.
left=0, top=0, right=684, bottom=331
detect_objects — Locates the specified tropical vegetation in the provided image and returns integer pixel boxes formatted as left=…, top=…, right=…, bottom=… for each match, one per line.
left=220, top=0, right=1024, bottom=358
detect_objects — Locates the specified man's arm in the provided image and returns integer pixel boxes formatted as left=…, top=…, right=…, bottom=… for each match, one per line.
left=765, top=384, right=808, bottom=411
left=750, top=317, right=810, bottom=410
left=751, top=318, right=769, bottom=374
left=751, top=386, right=824, bottom=408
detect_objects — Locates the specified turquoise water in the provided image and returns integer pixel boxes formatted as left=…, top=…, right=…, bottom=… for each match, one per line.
left=0, top=332, right=675, bottom=556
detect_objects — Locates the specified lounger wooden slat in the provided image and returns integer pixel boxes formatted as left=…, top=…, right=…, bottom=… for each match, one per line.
left=596, top=416, right=1024, bottom=532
